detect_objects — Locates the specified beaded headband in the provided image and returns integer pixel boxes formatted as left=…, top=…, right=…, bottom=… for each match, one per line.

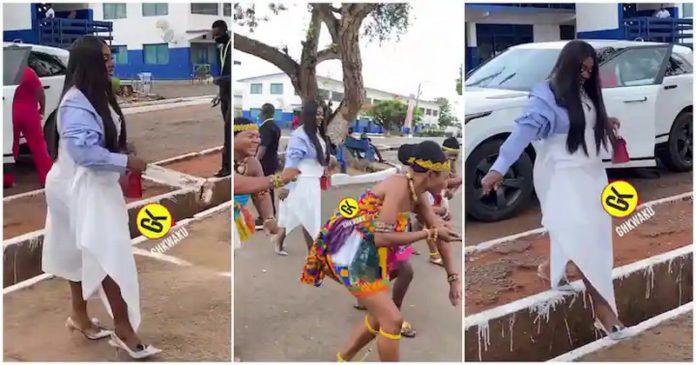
left=407, top=157, right=451, bottom=172
left=233, top=123, right=259, bottom=132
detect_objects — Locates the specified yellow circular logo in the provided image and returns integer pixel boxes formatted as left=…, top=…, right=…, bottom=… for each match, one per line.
left=338, top=198, right=359, bottom=219
left=601, top=180, right=639, bottom=218
left=136, top=203, right=173, bottom=239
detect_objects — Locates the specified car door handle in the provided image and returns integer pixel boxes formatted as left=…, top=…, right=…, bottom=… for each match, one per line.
left=664, top=85, right=678, bottom=90
left=623, top=97, right=647, bottom=103
left=43, top=85, right=50, bottom=89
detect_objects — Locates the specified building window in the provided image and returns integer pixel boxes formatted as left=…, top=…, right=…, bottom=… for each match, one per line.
left=142, top=3, right=168, bottom=16
left=223, top=3, right=232, bottom=17
left=318, top=89, right=330, bottom=100
left=684, top=4, right=693, bottom=18
left=191, top=3, right=219, bottom=15
left=103, top=3, right=127, bottom=19
left=270, top=83, right=283, bottom=95
left=433, top=109, right=439, bottom=117
left=143, top=44, right=169, bottom=65
left=113, top=45, right=128, bottom=65
left=250, top=83, right=263, bottom=94
left=425, top=109, right=432, bottom=116
left=331, top=91, right=344, bottom=102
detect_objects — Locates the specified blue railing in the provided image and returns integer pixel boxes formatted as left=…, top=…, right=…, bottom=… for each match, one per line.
left=624, top=17, right=693, bottom=45
left=39, top=18, right=113, bottom=49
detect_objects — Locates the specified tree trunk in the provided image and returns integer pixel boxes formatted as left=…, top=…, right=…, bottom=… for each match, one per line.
left=326, top=4, right=376, bottom=145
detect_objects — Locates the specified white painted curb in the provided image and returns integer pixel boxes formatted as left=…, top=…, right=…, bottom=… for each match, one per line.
left=465, top=245, right=692, bottom=329
left=548, top=302, right=693, bottom=362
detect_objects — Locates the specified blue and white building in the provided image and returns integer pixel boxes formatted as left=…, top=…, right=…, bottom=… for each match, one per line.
left=237, top=72, right=442, bottom=132
left=465, top=3, right=693, bottom=72
left=3, top=2, right=230, bottom=80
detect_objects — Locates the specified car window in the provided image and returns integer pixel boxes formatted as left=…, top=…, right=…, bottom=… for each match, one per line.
left=599, top=47, right=668, bottom=88
left=665, top=54, right=692, bottom=76
left=465, top=48, right=560, bottom=91
left=28, top=51, right=66, bottom=77
left=3, top=46, right=31, bottom=86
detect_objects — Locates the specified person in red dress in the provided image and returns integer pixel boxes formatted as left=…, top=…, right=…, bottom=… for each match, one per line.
left=7, top=66, right=53, bottom=187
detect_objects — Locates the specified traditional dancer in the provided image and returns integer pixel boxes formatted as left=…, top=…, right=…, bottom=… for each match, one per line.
left=272, top=100, right=336, bottom=255
left=301, top=140, right=461, bottom=361
left=481, top=40, right=628, bottom=339
left=42, top=36, right=159, bottom=359
left=233, top=117, right=298, bottom=248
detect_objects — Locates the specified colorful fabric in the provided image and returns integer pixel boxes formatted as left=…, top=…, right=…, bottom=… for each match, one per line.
left=233, top=194, right=255, bottom=242
left=300, top=190, right=410, bottom=297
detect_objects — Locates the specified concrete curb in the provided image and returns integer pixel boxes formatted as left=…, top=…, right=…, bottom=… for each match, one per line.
left=465, top=245, right=693, bottom=361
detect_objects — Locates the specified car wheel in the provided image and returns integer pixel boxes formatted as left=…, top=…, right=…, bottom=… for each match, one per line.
left=658, top=111, right=692, bottom=172
left=465, top=139, right=534, bottom=222
left=43, top=111, right=59, bottom=161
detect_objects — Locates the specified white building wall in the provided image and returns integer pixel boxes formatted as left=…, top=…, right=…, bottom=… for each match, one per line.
left=240, top=74, right=442, bottom=127
left=533, top=24, right=560, bottom=42
left=89, top=3, right=195, bottom=50
left=3, top=3, right=32, bottom=31
left=576, top=3, right=618, bottom=33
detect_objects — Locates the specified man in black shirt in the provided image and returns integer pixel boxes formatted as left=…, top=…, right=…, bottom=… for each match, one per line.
left=212, top=20, right=231, bottom=177
left=256, top=103, right=281, bottom=215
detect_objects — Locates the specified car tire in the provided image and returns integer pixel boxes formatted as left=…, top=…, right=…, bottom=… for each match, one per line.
left=465, top=139, right=534, bottom=222
left=658, top=111, right=692, bottom=172
left=43, top=111, right=59, bottom=161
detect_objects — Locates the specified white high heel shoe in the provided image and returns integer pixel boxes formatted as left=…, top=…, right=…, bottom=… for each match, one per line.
left=594, top=319, right=632, bottom=341
left=108, top=332, right=162, bottom=360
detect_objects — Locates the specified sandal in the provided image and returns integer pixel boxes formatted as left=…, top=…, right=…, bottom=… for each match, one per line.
left=108, top=332, right=161, bottom=360
left=594, top=319, right=631, bottom=341
left=271, top=234, right=288, bottom=256
left=429, top=252, right=444, bottom=266
left=401, top=321, right=416, bottom=338
left=65, top=317, right=111, bottom=340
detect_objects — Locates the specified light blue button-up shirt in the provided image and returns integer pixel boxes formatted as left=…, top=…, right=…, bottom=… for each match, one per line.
left=490, top=81, right=571, bottom=175
left=59, top=87, right=128, bottom=173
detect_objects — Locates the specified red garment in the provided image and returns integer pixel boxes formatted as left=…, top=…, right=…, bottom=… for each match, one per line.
left=292, top=115, right=300, bottom=129
left=12, top=67, right=52, bottom=186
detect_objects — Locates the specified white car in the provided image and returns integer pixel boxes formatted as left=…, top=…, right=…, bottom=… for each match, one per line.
left=3, top=42, right=69, bottom=164
left=465, top=40, right=693, bottom=222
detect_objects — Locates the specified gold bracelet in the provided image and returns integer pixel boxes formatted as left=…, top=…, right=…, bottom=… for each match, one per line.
left=272, top=174, right=284, bottom=189
left=447, top=273, right=459, bottom=283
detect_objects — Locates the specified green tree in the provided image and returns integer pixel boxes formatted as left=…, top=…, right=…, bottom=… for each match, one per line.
left=234, top=3, right=411, bottom=143
left=456, top=64, right=462, bottom=96
left=365, top=99, right=422, bottom=134
left=434, top=97, right=458, bottom=128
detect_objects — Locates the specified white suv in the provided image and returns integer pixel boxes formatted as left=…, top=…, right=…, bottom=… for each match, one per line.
left=465, top=40, right=693, bottom=222
left=3, top=42, right=69, bottom=164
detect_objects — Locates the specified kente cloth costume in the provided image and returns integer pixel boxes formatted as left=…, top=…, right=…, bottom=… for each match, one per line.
left=301, top=153, right=450, bottom=297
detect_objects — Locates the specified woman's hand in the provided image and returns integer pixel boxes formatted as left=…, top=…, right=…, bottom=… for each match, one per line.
left=608, top=117, right=621, bottom=139
left=481, top=170, right=504, bottom=195
left=449, top=278, right=461, bottom=306
left=127, top=154, right=147, bottom=173
left=278, top=188, right=290, bottom=201
left=436, top=225, right=461, bottom=242
left=281, top=168, right=301, bottom=184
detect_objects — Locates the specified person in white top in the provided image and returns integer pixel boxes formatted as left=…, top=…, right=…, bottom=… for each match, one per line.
left=654, top=6, right=671, bottom=18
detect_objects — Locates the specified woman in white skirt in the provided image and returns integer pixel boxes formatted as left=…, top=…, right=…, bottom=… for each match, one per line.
left=481, top=40, right=629, bottom=340
left=42, top=36, right=158, bottom=359
left=272, top=101, right=336, bottom=255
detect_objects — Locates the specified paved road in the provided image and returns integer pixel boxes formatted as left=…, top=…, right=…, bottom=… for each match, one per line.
left=465, top=166, right=692, bottom=245
left=4, top=212, right=231, bottom=361
left=234, top=185, right=463, bottom=361
left=5, top=103, right=223, bottom=196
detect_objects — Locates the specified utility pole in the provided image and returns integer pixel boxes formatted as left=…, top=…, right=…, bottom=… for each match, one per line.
left=411, top=82, right=422, bottom=138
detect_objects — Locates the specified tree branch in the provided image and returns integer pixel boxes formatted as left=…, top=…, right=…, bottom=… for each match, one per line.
left=313, top=4, right=340, bottom=45
left=317, top=47, right=340, bottom=63
left=234, top=33, right=299, bottom=79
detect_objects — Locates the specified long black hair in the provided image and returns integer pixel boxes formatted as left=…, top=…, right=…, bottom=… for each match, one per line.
left=301, top=100, right=330, bottom=165
left=58, top=36, right=126, bottom=154
left=549, top=40, right=611, bottom=156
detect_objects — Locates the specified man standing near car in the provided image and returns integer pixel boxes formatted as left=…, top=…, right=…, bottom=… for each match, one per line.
left=212, top=19, right=231, bottom=177
left=256, top=103, right=281, bottom=216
